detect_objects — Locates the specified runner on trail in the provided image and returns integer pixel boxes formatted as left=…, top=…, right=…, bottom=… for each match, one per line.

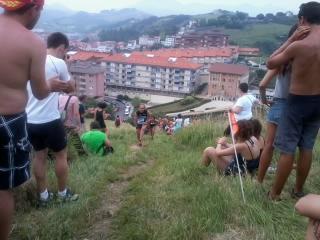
left=0, top=1, right=68, bottom=239
left=134, top=103, right=150, bottom=146
left=115, top=115, right=121, bottom=128
left=268, top=2, right=320, bottom=201
left=147, top=114, right=158, bottom=140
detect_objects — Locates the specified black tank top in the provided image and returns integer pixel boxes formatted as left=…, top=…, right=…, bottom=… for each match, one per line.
left=136, top=110, right=148, bottom=125
left=95, top=110, right=106, bottom=128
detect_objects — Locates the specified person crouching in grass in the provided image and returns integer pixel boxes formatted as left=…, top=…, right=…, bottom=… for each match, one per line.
left=81, top=121, right=114, bottom=156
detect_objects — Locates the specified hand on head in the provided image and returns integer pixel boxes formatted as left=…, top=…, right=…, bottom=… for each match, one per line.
left=291, top=26, right=311, bottom=42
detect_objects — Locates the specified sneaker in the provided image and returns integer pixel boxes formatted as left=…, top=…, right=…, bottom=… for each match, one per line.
left=267, top=166, right=277, bottom=174
left=57, top=189, right=79, bottom=203
left=291, top=188, right=306, bottom=199
left=38, top=191, right=54, bottom=207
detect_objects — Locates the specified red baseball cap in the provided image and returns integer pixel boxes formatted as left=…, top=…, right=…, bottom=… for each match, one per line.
left=0, top=0, right=44, bottom=11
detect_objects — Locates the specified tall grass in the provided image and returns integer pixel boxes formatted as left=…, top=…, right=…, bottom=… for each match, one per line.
left=110, top=121, right=320, bottom=240
left=12, top=119, right=320, bottom=239
left=11, top=123, right=141, bottom=240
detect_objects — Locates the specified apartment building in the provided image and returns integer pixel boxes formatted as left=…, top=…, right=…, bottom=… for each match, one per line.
left=69, top=61, right=106, bottom=97
left=175, top=29, right=229, bottom=48
left=208, top=63, right=249, bottom=100
left=139, top=35, right=161, bottom=47
left=137, top=48, right=238, bottom=83
left=163, top=36, right=176, bottom=47
left=72, top=52, right=202, bottom=96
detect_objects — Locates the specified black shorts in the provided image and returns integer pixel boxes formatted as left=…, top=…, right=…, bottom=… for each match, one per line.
left=28, top=119, right=67, bottom=152
left=136, top=124, right=146, bottom=130
left=0, top=112, right=31, bottom=190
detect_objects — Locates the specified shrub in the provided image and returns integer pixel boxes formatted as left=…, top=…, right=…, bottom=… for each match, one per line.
left=181, top=96, right=196, bottom=106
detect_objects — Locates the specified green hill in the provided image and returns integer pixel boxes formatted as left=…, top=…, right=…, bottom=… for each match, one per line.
left=12, top=119, right=320, bottom=239
left=225, top=23, right=291, bottom=55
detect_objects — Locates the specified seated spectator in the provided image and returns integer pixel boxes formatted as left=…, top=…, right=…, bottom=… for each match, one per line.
left=183, top=117, right=191, bottom=127
left=202, top=120, right=261, bottom=176
left=295, top=194, right=320, bottom=240
left=174, top=114, right=183, bottom=133
left=81, top=121, right=113, bottom=156
left=166, top=120, right=175, bottom=135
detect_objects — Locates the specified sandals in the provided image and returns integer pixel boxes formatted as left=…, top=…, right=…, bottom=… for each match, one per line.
left=290, top=188, right=306, bottom=199
left=267, top=191, right=282, bottom=202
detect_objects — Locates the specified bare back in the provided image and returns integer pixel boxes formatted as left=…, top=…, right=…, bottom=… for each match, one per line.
left=290, top=27, right=320, bottom=95
left=0, top=15, right=42, bottom=114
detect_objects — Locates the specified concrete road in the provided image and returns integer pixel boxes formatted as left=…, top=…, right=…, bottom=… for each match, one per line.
left=104, top=96, right=133, bottom=121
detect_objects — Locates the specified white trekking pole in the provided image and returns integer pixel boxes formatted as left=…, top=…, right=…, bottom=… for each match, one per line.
left=228, top=111, right=246, bottom=203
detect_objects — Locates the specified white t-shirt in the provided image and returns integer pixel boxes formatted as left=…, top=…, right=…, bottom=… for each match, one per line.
left=234, top=94, right=257, bottom=121
left=26, top=55, right=71, bottom=124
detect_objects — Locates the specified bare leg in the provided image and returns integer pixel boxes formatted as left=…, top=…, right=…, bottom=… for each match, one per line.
left=295, top=149, right=313, bottom=193
left=269, top=153, right=294, bottom=199
left=257, top=123, right=277, bottom=183
left=202, top=147, right=232, bottom=172
left=136, top=128, right=141, bottom=146
left=0, top=191, right=14, bottom=240
left=54, top=148, right=68, bottom=192
left=140, top=125, right=147, bottom=145
left=151, top=128, right=155, bottom=140
left=306, top=220, right=317, bottom=240
left=295, top=194, right=320, bottom=219
left=33, top=149, right=49, bottom=193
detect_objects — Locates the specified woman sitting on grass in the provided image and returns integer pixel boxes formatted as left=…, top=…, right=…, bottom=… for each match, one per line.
left=202, top=120, right=261, bottom=176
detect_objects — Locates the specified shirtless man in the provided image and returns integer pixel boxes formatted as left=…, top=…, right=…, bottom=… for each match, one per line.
left=267, top=1, right=320, bottom=200
left=0, top=1, right=68, bottom=239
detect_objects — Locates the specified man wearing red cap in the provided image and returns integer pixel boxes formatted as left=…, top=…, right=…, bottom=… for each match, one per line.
left=0, top=1, right=69, bottom=239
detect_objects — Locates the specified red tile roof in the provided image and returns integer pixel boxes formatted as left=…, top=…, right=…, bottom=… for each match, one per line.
left=239, top=48, right=260, bottom=56
left=135, top=47, right=234, bottom=58
left=71, top=51, right=202, bottom=70
left=209, top=63, right=249, bottom=75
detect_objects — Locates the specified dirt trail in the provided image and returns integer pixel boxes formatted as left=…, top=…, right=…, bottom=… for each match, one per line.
left=82, top=159, right=154, bottom=240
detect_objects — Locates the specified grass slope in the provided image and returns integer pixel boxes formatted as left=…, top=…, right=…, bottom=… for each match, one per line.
left=110, top=120, right=320, bottom=240
left=12, top=122, right=143, bottom=240
left=225, top=23, right=290, bottom=48
left=13, top=119, right=320, bottom=239
left=149, top=97, right=210, bottom=116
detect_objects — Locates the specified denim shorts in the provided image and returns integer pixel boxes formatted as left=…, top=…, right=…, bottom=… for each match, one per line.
left=267, top=98, right=287, bottom=125
left=274, top=94, right=320, bottom=154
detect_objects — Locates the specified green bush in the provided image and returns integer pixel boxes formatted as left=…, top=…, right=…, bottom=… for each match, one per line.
left=180, top=96, right=196, bottom=106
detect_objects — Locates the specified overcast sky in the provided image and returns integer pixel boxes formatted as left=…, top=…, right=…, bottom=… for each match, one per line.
left=45, top=0, right=307, bottom=16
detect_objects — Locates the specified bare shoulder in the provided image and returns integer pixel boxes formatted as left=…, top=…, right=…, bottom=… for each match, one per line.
left=235, top=142, right=246, bottom=151
left=26, top=33, right=46, bottom=54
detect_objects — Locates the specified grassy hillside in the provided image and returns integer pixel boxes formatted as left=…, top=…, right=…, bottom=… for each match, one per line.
left=225, top=23, right=291, bottom=54
left=149, top=96, right=210, bottom=116
left=111, top=120, right=320, bottom=240
left=11, top=119, right=320, bottom=239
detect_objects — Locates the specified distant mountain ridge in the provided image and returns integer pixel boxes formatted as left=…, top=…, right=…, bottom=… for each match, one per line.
left=37, top=6, right=152, bottom=32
